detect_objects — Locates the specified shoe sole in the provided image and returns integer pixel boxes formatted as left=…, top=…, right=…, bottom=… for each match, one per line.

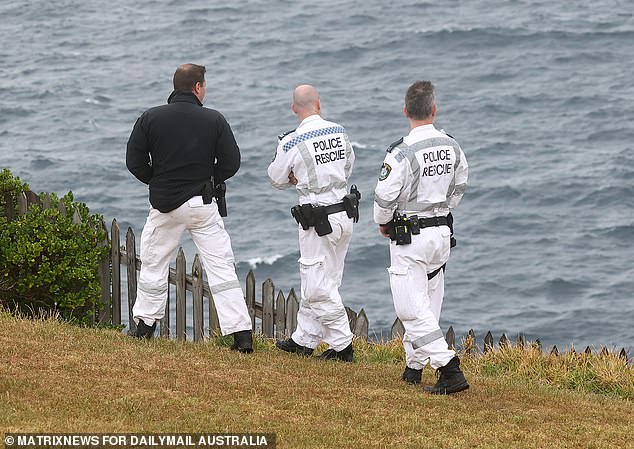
left=424, top=382, right=470, bottom=395
left=317, top=354, right=353, bottom=362
left=275, top=343, right=313, bottom=356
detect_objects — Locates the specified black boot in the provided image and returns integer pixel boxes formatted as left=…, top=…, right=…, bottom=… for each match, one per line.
left=402, top=366, right=422, bottom=384
left=317, top=342, right=353, bottom=362
left=276, top=338, right=313, bottom=356
left=131, top=319, right=156, bottom=339
left=423, top=356, right=469, bottom=395
left=230, top=330, right=253, bottom=354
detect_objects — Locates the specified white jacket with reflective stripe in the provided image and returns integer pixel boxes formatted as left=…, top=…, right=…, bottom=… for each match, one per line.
left=374, top=124, right=468, bottom=225
left=268, top=114, right=355, bottom=206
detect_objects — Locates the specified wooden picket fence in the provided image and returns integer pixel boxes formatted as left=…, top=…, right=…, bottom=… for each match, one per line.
left=2, top=188, right=630, bottom=361
left=108, top=218, right=370, bottom=341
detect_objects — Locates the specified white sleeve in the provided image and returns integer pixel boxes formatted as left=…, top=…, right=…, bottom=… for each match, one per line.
left=448, top=146, right=468, bottom=209
left=373, top=151, right=407, bottom=224
left=267, top=140, right=294, bottom=190
left=344, top=134, right=355, bottom=180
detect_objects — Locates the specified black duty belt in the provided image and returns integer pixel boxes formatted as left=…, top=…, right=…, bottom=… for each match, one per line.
left=323, top=202, right=346, bottom=215
left=417, top=215, right=450, bottom=229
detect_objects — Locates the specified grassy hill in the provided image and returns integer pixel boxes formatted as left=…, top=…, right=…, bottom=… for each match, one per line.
left=0, top=311, right=632, bottom=449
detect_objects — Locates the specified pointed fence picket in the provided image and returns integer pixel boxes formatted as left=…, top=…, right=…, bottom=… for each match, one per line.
left=1, top=189, right=631, bottom=362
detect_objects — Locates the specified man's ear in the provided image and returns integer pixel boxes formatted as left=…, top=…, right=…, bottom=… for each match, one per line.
left=403, top=104, right=409, bottom=118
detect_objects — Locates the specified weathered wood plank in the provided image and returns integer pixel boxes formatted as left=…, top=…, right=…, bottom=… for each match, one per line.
left=25, top=190, right=40, bottom=211
left=160, top=287, right=170, bottom=338
left=484, top=331, right=493, bottom=353
left=275, top=290, right=286, bottom=339
left=18, top=191, right=28, bottom=215
left=391, top=318, right=405, bottom=340
left=446, top=326, right=455, bottom=350
left=192, top=255, right=204, bottom=342
left=72, top=208, right=82, bottom=225
left=125, top=227, right=137, bottom=335
left=285, top=288, right=299, bottom=335
left=97, top=219, right=111, bottom=325
left=517, top=333, right=525, bottom=348
left=345, top=306, right=357, bottom=334
left=110, top=220, right=121, bottom=326
left=352, top=308, right=368, bottom=340
left=499, top=333, right=509, bottom=348
left=3, top=191, right=16, bottom=221
left=58, top=199, right=67, bottom=216
left=262, top=279, right=275, bottom=338
left=175, top=248, right=187, bottom=341
left=245, top=271, right=256, bottom=329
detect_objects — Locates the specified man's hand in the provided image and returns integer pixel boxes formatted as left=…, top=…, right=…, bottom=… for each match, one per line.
left=379, top=224, right=391, bottom=238
left=288, top=171, right=298, bottom=185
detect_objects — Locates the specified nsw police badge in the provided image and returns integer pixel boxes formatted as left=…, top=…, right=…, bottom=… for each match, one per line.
left=379, top=162, right=391, bottom=181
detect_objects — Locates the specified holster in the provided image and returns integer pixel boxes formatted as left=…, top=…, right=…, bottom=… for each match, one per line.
left=202, top=177, right=227, bottom=217
left=312, top=206, right=333, bottom=236
left=342, top=184, right=361, bottom=223
left=290, top=186, right=361, bottom=237
left=215, top=181, right=227, bottom=217
left=389, top=212, right=412, bottom=245
left=387, top=212, right=457, bottom=247
left=291, top=204, right=313, bottom=230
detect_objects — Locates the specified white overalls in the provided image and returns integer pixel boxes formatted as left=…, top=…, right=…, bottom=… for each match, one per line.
left=268, top=114, right=355, bottom=352
left=374, top=124, right=468, bottom=369
left=132, top=196, right=252, bottom=336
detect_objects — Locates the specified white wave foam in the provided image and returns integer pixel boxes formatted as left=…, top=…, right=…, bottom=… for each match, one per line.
left=246, top=254, right=284, bottom=269
left=351, top=141, right=368, bottom=149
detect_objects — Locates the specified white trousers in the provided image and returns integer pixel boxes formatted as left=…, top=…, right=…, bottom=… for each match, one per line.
left=292, top=212, right=354, bottom=352
left=132, top=196, right=252, bottom=336
left=388, top=225, right=455, bottom=370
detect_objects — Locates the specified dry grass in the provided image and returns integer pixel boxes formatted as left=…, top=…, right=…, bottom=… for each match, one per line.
left=1, top=311, right=633, bottom=449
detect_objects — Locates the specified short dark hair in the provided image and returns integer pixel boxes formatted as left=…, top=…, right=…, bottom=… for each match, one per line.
left=173, top=64, right=206, bottom=92
left=405, top=80, right=435, bottom=120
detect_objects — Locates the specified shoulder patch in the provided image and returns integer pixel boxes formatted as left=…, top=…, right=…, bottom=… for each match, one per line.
left=378, top=162, right=392, bottom=181
left=278, top=129, right=296, bottom=141
left=386, top=137, right=404, bottom=153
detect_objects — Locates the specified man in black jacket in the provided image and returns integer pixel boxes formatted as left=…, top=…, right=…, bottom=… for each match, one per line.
left=126, top=63, right=253, bottom=352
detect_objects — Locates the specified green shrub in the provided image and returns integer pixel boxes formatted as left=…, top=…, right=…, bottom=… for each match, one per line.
left=0, top=168, right=109, bottom=324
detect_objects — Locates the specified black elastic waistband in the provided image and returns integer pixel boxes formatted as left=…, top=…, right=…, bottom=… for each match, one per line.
left=417, top=215, right=449, bottom=228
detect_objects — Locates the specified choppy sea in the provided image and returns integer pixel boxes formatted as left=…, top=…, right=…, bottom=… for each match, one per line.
left=1, top=0, right=632, bottom=351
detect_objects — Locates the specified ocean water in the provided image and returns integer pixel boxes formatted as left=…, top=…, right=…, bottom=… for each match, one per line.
left=1, top=0, right=632, bottom=351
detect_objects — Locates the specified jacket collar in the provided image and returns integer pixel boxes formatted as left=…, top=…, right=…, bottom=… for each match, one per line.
left=167, top=91, right=203, bottom=106
left=298, top=114, right=321, bottom=128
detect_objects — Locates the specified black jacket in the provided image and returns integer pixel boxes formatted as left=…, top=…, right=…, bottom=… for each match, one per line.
left=126, top=91, right=240, bottom=212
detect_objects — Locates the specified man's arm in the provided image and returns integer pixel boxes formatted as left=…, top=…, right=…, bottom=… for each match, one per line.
left=267, top=138, right=295, bottom=190
left=448, top=146, right=468, bottom=209
left=374, top=152, right=406, bottom=227
left=214, top=115, right=241, bottom=183
left=126, top=115, right=153, bottom=184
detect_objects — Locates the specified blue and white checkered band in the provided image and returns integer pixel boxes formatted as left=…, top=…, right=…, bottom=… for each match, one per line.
left=282, top=126, right=346, bottom=152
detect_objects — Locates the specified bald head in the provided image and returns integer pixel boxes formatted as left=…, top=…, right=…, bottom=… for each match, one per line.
left=292, top=84, right=321, bottom=119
